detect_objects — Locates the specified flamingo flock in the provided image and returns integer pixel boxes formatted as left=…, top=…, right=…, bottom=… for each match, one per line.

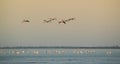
left=22, top=18, right=75, bottom=24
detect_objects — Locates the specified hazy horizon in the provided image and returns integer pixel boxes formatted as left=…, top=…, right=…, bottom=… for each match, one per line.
left=0, top=0, right=120, bottom=47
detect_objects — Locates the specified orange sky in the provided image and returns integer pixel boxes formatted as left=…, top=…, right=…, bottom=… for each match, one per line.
left=0, top=0, right=120, bottom=46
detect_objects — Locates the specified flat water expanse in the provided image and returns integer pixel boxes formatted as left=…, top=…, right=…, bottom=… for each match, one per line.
left=0, top=48, right=120, bottom=64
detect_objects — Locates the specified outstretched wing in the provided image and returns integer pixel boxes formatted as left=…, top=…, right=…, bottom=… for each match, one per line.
left=22, top=19, right=30, bottom=23
left=58, top=20, right=66, bottom=24
left=64, top=18, right=75, bottom=22
left=67, top=18, right=75, bottom=21
left=43, top=20, right=50, bottom=23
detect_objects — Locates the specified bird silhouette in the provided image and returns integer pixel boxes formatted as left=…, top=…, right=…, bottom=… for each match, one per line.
left=22, top=19, right=30, bottom=23
left=58, top=20, right=66, bottom=24
left=58, top=18, right=75, bottom=24
left=49, top=18, right=57, bottom=21
left=43, top=18, right=57, bottom=23
left=67, top=18, right=75, bottom=21
left=43, top=20, right=51, bottom=23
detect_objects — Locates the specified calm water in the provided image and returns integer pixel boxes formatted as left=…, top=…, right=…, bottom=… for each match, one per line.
left=0, top=48, right=120, bottom=64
